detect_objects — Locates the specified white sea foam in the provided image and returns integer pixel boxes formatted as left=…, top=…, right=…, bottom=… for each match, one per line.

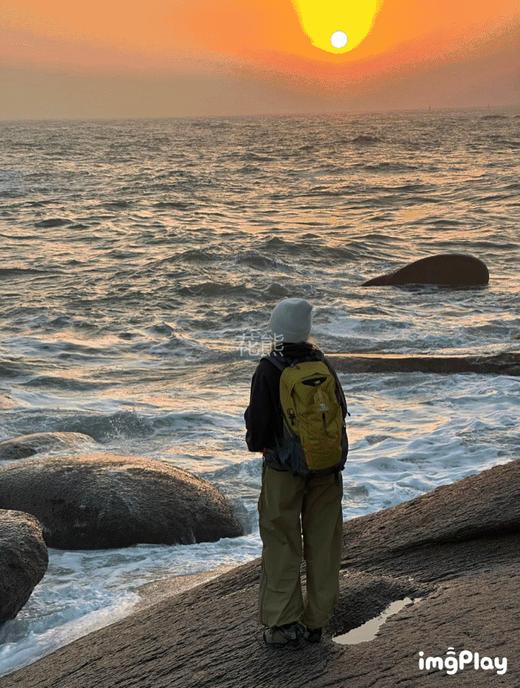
left=0, top=534, right=260, bottom=677
left=1, top=372, right=517, bottom=676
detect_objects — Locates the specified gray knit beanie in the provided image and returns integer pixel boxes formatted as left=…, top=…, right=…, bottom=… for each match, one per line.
left=269, top=298, right=313, bottom=344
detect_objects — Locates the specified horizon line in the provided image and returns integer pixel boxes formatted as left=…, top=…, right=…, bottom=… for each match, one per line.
left=1, top=103, right=519, bottom=124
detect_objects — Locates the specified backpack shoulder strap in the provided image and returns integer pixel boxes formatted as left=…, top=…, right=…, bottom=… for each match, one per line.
left=260, top=351, right=288, bottom=372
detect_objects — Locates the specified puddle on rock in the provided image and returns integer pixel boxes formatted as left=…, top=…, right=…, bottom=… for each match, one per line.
left=333, top=596, right=421, bottom=646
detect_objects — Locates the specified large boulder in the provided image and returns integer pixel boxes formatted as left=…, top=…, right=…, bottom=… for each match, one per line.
left=0, top=510, right=48, bottom=622
left=4, top=460, right=518, bottom=687
left=0, top=432, right=95, bottom=461
left=0, top=453, right=244, bottom=549
left=362, top=253, right=489, bottom=286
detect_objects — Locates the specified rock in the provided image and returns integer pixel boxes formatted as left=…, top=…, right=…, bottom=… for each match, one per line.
left=0, top=432, right=95, bottom=461
left=3, top=459, right=518, bottom=687
left=0, top=453, right=244, bottom=549
left=0, top=510, right=48, bottom=622
left=327, top=351, right=520, bottom=375
left=362, top=253, right=489, bottom=286
left=341, top=458, right=520, bottom=563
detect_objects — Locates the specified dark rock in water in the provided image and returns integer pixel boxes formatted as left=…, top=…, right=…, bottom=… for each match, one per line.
left=0, top=432, right=95, bottom=461
left=0, top=510, right=48, bottom=622
left=4, top=459, right=518, bottom=687
left=362, top=253, right=489, bottom=286
left=328, top=351, right=520, bottom=376
left=0, top=453, right=244, bottom=549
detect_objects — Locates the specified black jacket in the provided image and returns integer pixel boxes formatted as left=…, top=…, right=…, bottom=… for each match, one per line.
left=244, top=342, right=348, bottom=453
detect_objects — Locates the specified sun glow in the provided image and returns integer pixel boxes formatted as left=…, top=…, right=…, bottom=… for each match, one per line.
left=292, top=0, right=383, bottom=54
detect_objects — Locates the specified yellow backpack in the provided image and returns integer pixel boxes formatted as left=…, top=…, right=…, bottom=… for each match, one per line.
left=266, top=354, right=349, bottom=476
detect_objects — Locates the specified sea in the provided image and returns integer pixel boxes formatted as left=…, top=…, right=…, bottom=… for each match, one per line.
left=0, top=110, right=519, bottom=676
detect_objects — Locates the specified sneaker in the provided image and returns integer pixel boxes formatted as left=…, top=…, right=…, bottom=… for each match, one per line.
left=263, top=622, right=306, bottom=647
left=304, top=627, right=322, bottom=643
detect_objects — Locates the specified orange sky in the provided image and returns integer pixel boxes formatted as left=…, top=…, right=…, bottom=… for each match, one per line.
left=1, top=0, right=519, bottom=118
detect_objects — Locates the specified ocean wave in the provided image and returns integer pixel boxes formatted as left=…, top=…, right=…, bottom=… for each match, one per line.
left=234, top=251, right=287, bottom=271
left=264, top=282, right=291, bottom=297
left=361, top=162, right=421, bottom=173
left=303, top=185, right=352, bottom=198
left=147, top=322, right=174, bottom=336
left=256, top=236, right=366, bottom=261
left=19, top=375, right=110, bottom=391
left=66, top=223, right=92, bottom=230
left=0, top=267, right=56, bottom=279
left=237, top=164, right=262, bottom=175
left=239, top=152, right=273, bottom=163
left=34, top=218, right=71, bottom=228
left=7, top=336, right=116, bottom=357
left=174, top=248, right=220, bottom=263
left=207, top=457, right=261, bottom=483
left=258, top=236, right=314, bottom=255
left=431, top=239, right=518, bottom=251
left=177, top=282, right=252, bottom=298
left=0, top=409, right=229, bottom=443
left=480, top=114, right=509, bottom=120
left=101, top=200, right=134, bottom=210
left=153, top=200, right=195, bottom=210
left=0, top=359, right=30, bottom=379
left=502, top=181, right=520, bottom=192
left=351, top=134, right=383, bottom=145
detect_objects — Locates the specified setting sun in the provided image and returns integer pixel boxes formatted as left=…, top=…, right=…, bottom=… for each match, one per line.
left=292, top=0, right=383, bottom=53
left=0, top=1, right=518, bottom=115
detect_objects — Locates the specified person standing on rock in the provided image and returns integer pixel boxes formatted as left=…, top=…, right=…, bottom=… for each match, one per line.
left=244, top=298, right=349, bottom=646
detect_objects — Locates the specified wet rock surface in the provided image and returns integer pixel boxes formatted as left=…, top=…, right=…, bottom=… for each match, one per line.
left=0, top=432, right=95, bottom=461
left=328, top=352, right=519, bottom=375
left=3, top=459, right=518, bottom=686
left=0, top=510, right=48, bottom=622
left=362, top=254, right=489, bottom=287
left=0, top=453, right=244, bottom=549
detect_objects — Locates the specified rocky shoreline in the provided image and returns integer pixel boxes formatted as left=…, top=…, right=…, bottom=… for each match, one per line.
left=0, top=452, right=244, bottom=549
left=2, top=459, right=518, bottom=688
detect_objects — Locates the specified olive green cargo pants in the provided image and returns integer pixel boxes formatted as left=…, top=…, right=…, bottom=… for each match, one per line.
left=258, top=462, right=344, bottom=630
